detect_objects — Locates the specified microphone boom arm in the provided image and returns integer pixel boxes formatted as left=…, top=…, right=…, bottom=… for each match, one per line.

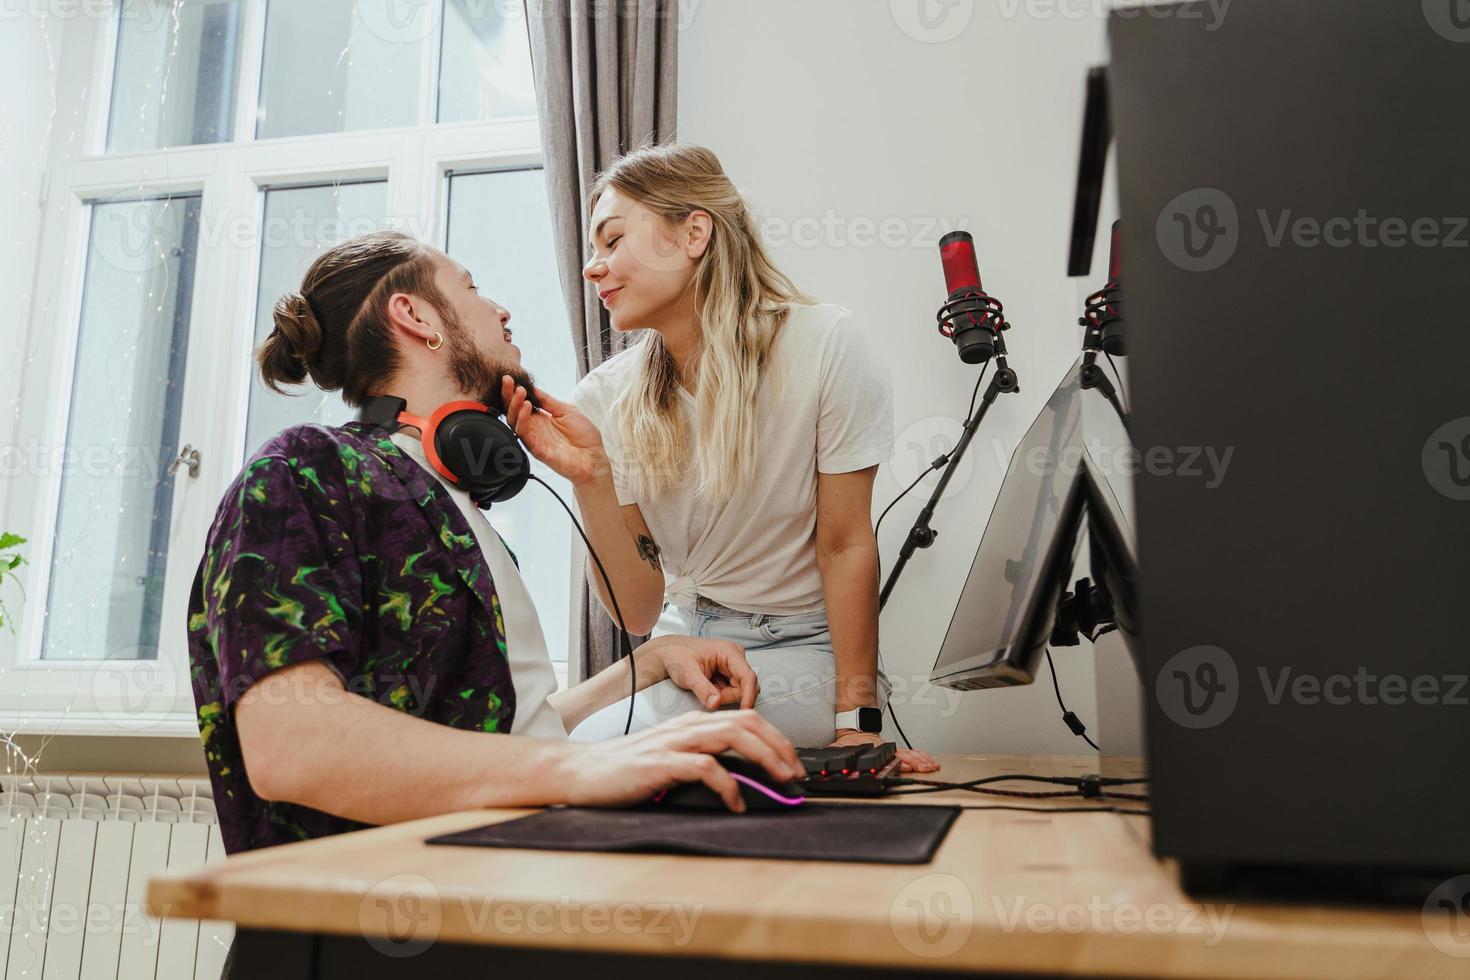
left=879, top=338, right=1020, bottom=611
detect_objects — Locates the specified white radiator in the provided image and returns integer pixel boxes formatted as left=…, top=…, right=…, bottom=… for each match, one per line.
left=0, top=774, right=230, bottom=980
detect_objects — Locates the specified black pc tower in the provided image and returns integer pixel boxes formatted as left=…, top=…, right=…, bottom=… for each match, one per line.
left=1109, top=0, right=1469, bottom=899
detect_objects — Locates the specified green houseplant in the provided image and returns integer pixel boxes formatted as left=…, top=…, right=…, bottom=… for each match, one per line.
left=0, top=532, right=27, bottom=634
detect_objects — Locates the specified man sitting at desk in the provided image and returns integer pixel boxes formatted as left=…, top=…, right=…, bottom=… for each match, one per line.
left=187, top=230, right=802, bottom=857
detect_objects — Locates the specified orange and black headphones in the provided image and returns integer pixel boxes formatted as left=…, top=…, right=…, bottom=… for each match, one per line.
left=358, top=395, right=529, bottom=508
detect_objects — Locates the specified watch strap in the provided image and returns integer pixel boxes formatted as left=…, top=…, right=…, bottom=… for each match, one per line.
left=834, top=706, right=883, bottom=734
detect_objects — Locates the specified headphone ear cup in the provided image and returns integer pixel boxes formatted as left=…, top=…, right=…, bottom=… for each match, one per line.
left=434, top=411, right=529, bottom=506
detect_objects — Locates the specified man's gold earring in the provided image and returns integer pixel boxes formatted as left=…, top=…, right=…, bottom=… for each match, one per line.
left=427, top=332, right=444, bottom=351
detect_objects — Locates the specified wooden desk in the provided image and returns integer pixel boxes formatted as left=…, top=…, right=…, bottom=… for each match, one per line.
left=146, top=755, right=1463, bottom=978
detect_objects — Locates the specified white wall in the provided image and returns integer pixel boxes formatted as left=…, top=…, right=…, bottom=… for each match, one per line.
left=678, top=0, right=1142, bottom=756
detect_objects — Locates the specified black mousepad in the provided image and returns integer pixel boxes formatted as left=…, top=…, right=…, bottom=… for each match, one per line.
left=426, top=803, right=961, bottom=864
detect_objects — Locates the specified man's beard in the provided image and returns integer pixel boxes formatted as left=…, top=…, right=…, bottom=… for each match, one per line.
left=442, top=312, right=536, bottom=416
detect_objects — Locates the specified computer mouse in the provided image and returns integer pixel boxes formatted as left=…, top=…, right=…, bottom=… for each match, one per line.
left=653, top=753, right=806, bottom=812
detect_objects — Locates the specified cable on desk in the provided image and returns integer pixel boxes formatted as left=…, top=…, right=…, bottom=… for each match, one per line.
left=887, top=773, right=1148, bottom=796
left=947, top=803, right=1151, bottom=815
left=897, top=777, right=1150, bottom=804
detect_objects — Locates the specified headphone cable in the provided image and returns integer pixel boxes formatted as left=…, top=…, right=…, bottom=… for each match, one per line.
left=528, top=475, right=638, bottom=735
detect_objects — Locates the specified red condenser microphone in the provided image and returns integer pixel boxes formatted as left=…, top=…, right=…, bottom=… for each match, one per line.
left=936, top=231, right=1009, bottom=364
left=1080, top=220, right=1125, bottom=356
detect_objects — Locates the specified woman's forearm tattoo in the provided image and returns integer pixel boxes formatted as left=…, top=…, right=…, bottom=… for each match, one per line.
left=635, top=534, right=662, bottom=573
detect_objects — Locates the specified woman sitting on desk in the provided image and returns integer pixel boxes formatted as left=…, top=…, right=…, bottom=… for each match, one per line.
left=501, top=144, right=938, bottom=772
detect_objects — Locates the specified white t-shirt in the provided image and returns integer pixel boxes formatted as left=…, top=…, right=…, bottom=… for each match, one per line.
left=389, top=431, right=567, bottom=739
left=571, top=303, right=893, bottom=616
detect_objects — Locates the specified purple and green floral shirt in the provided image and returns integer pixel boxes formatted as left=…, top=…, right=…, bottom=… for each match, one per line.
left=187, top=421, right=518, bottom=854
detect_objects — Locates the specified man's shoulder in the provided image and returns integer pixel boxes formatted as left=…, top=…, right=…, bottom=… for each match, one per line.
left=253, top=422, right=401, bottom=475
left=251, top=422, right=357, bottom=463
left=222, top=424, right=385, bottom=511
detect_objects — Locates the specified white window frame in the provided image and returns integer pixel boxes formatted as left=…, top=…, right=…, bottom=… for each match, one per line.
left=0, top=0, right=571, bottom=737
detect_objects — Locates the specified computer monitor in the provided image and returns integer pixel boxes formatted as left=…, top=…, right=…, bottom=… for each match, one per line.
left=1079, top=372, right=1140, bottom=661
left=928, top=358, right=1140, bottom=691
left=929, top=362, right=1086, bottom=690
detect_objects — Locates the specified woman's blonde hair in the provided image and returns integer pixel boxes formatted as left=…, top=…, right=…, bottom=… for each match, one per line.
left=592, top=144, right=811, bottom=501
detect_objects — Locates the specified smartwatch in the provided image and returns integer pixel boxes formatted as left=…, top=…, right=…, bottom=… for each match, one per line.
left=834, top=706, right=883, bottom=734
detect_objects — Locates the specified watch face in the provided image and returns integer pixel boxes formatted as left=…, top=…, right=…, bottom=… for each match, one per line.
left=858, top=706, right=883, bottom=733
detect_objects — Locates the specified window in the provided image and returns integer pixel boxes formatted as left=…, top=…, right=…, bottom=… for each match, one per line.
left=444, top=168, right=576, bottom=671
left=243, top=180, right=389, bottom=461
left=438, top=0, right=538, bottom=122
left=43, top=194, right=201, bottom=662
left=107, top=0, right=245, bottom=151
left=3, top=0, right=566, bottom=735
left=256, top=3, right=422, bottom=139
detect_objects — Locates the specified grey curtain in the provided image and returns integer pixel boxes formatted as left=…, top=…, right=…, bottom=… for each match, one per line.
left=526, top=0, right=679, bottom=682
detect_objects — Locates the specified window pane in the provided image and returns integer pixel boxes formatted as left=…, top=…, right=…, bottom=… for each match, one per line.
left=42, top=195, right=202, bottom=661
left=107, top=0, right=245, bottom=152
left=243, top=181, right=389, bottom=461
left=445, top=168, right=575, bottom=662
left=437, top=0, right=537, bottom=123
left=257, top=1, right=423, bottom=139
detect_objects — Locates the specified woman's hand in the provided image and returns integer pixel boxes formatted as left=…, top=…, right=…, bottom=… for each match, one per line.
left=641, top=635, right=760, bottom=710
left=501, top=376, right=608, bottom=486
left=827, top=729, right=941, bottom=773
left=564, top=710, right=804, bottom=812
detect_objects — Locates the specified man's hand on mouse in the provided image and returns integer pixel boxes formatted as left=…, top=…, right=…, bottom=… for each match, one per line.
left=640, top=635, right=759, bottom=710
left=565, top=710, right=804, bottom=812
left=827, top=729, right=941, bottom=773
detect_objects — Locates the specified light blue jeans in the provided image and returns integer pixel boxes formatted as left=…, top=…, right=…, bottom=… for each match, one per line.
left=569, top=598, right=891, bottom=748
